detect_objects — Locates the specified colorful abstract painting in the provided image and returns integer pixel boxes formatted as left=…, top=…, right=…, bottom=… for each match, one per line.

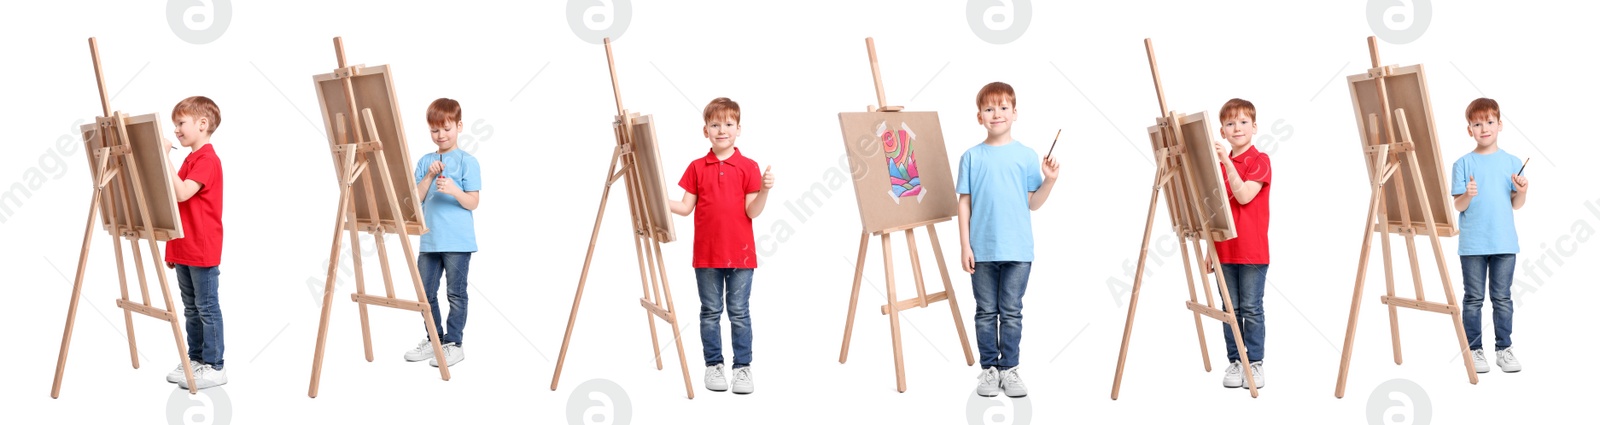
left=879, top=121, right=924, bottom=203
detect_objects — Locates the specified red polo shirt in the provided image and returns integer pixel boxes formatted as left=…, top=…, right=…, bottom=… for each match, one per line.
left=678, top=148, right=760, bottom=269
left=165, top=144, right=223, bottom=267
left=1215, top=145, right=1270, bottom=264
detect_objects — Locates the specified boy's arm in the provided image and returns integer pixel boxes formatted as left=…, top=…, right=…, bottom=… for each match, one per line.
left=1453, top=176, right=1476, bottom=212
left=959, top=194, right=975, bottom=273
left=454, top=191, right=480, bottom=210
left=668, top=193, right=697, bottom=216
left=1028, top=156, right=1061, bottom=210
left=1511, top=175, right=1529, bottom=210
left=1220, top=159, right=1263, bottom=205
left=745, top=166, right=775, bottom=219
left=160, top=138, right=203, bottom=202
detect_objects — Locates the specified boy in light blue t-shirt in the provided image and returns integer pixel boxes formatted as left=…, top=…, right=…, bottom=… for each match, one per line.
left=403, top=98, right=482, bottom=368
left=1450, top=98, right=1529, bottom=374
left=959, top=82, right=1059, bottom=398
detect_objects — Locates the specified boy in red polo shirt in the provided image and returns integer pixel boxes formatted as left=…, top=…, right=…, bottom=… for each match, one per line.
left=668, top=97, right=775, bottom=395
left=1210, top=98, right=1271, bottom=390
left=159, top=96, right=226, bottom=390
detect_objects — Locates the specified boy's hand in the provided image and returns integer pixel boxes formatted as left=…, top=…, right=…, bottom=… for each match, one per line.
left=1041, top=156, right=1060, bottom=180
left=161, top=137, right=173, bottom=152
left=962, top=247, right=976, bottom=274
left=166, top=262, right=175, bottom=269
left=1465, top=176, right=1477, bottom=197
left=1512, top=174, right=1529, bottom=192
left=1214, top=141, right=1230, bottom=161
left=428, top=160, right=444, bottom=177
left=435, top=175, right=459, bottom=195
left=762, top=166, right=775, bottom=190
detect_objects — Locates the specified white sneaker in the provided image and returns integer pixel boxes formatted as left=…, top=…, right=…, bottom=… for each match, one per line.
left=178, top=364, right=227, bottom=390
left=974, top=367, right=1001, bottom=397
left=705, top=364, right=729, bottom=392
left=1472, top=349, right=1490, bottom=373
left=1222, top=361, right=1243, bottom=388
left=731, top=366, right=754, bottom=394
left=1244, top=361, right=1265, bottom=389
left=429, top=343, right=464, bottom=367
left=1496, top=348, right=1521, bottom=373
left=1000, top=368, right=1028, bottom=398
left=166, top=359, right=194, bottom=384
left=403, top=339, right=433, bottom=362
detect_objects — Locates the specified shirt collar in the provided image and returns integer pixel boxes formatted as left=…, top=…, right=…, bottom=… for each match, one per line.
left=701, top=147, right=743, bottom=164
left=1231, top=145, right=1260, bottom=163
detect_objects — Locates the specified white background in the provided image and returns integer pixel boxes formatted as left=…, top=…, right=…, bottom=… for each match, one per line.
left=2, top=1, right=1596, bottom=423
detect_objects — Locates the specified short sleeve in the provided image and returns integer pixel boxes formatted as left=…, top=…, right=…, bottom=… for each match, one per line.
left=956, top=152, right=972, bottom=195
left=1242, top=154, right=1272, bottom=185
left=415, top=153, right=432, bottom=184
left=678, top=163, right=699, bottom=195
left=1025, top=149, right=1043, bottom=192
left=184, top=153, right=220, bottom=190
left=461, top=156, right=482, bottom=192
left=743, top=159, right=761, bottom=194
left=1450, top=158, right=1467, bottom=196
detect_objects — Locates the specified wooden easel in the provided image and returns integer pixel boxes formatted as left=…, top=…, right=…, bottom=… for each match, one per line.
left=1332, top=36, right=1477, bottom=399
left=52, top=37, right=199, bottom=397
left=1110, top=38, right=1259, bottom=399
left=837, top=37, right=975, bottom=393
left=550, top=37, right=695, bottom=400
left=307, top=37, right=449, bottom=398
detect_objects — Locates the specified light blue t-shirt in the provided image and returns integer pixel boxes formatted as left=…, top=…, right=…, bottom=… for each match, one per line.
left=957, top=140, right=1043, bottom=262
left=414, top=149, right=481, bottom=253
left=1450, top=149, right=1520, bottom=256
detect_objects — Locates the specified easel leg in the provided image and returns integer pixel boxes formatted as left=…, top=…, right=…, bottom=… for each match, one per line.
left=308, top=160, right=355, bottom=398
left=344, top=193, right=375, bottom=362
left=1211, top=250, right=1257, bottom=398
left=839, top=232, right=869, bottom=363
left=368, top=149, right=449, bottom=380
left=1111, top=172, right=1165, bottom=400
left=1380, top=209, right=1401, bottom=365
left=904, top=230, right=928, bottom=307
left=116, top=137, right=196, bottom=393
left=1176, top=235, right=1211, bottom=371
left=925, top=226, right=974, bottom=365
left=1401, top=151, right=1478, bottom=385
left=629, top=196, right=663, bottom=370
left=647, top=239, right=694, bottom=400
left=881, top=233, right=906, bottom=393
left=109, top=174, right=142, bottom=369
left=1334, top=169, right=1387, bottom=398
left=52, top=191, right=102, bottom=398
left=550, top=147, right=623, bottom=391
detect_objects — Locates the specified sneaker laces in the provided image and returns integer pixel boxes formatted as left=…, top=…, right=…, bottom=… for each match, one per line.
left=1226, top=362, right=1242, bottom=375
left=1002, top=368, right=1022, bottom=385
left=734, top=367, right=752, bottom=383
left=709, top=366, right=725, bottom=381
left=1473, top=349, right=1488, bottom=363
left=413, top=339, right=432, bottom=352
left=1499, top=348, right=1517, bottom=363
left=976, top=368, right=997, bottom=383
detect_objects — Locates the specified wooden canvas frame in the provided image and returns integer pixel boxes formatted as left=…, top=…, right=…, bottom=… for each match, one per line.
left=313, top=64, right=426, bottom=235
left=550, top=38, right=695, bottom=399
left=54, top=37, right=199, bottom=397
left=837, top=111, right=959, bottom=235
left=79, top=113, right=184, bottom=241
left=836, top=37, right=974, bottom=393
left=1347, top=64, right=1457, bottom=237
left=1333, top=37, right=1476, bottom=399
left=306, top=37, right=451, bottom=398
left=1111, top=38, right=1258, bottom=399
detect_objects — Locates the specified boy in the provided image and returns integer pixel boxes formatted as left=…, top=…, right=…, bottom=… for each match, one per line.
left=961, top=82, right=1059, bottom=398
left=160, top=96, right=226, bottom=390
left=1209, top=98, right=1272, bottom=390
left=402, top=98, right=481, bottom=367
left=668, top=97, right=775, bottom=395
left=1450, top=98, right=1528, bottom=374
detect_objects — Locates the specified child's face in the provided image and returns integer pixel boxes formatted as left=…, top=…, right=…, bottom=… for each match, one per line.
left=702, top=115, right=741, bottom=151
left=1466, top=115, right=1502, bottom=148
left=976, top=99, right=1017, bottom=136
left=1218, top=112, right=1257, bottom=150
left=431, top=120, right=461, bottom=151
left=172, top=114, right=208, bottom=147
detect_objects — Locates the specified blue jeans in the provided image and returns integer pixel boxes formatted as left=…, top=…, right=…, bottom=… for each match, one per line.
left=696, top=268, right=753, bottom=368
left=1461, top=254, right=1515, bottom=351
left=1219, top=263, right=1267, bottom=363
left=419, top=252, right=470, bottom=346
left=972, top=261, right=1030, bottom=370
left=176, top=265, right=224, bottom=368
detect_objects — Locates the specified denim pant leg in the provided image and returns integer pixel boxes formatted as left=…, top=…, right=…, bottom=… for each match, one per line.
left=696, top=268, right=726, bottom=366
left=725, top=268, right=754, bottom=368
left=418, top=253, right=447, bottom=341
left=1219, top=264, right=1267, bottom=363
left=971, top=263, right=1002, bottom=369
left=994, top=262, right=1031, bottom=370
left=1487, top=254, right=1516, bottom=350
left=441, top=253, right=472, bottom=346
left=178, top=265, right=225, bottom=368
left=1460, top=255, right=1488, bottom=350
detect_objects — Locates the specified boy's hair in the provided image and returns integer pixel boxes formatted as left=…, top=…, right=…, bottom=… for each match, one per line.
left=703, top=97, right=741, bottom=124
left=1219, top=98, right=1255, bottom=122
left=1466, top=98, right=1500, bottom=122
left=976, top=82, right=1015, bottom=108
left=427, top=98, right=462, bottom=128
left=172, top=96, right=221, bottom=135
